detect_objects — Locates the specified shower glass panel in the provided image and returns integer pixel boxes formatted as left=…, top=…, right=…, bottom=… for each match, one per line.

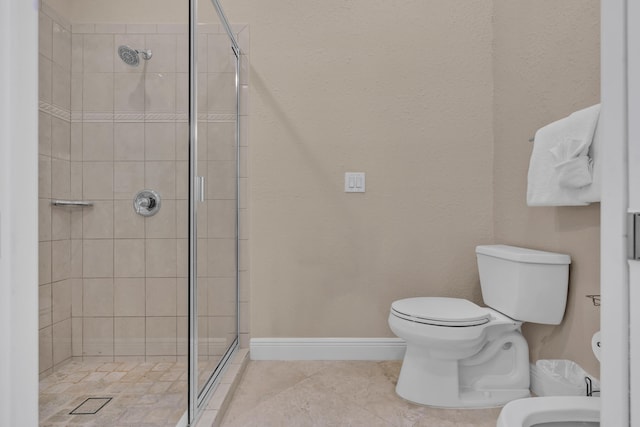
left=192, top=0, right=240, bottom=402
left=37, top=0, right=240, bottom=424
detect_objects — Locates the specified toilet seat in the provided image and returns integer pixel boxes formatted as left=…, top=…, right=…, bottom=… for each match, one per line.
left=391, top=297, right=491, bottom=327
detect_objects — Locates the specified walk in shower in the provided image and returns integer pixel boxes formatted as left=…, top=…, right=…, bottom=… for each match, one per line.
left=37, top=0, right=247, bottom=425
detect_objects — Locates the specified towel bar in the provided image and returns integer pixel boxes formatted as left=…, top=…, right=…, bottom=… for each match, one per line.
left=585, top=294, right=601, bottom=306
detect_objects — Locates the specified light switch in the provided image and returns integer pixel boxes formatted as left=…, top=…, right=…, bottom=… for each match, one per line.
left=345, top=172, right=365, bottom=193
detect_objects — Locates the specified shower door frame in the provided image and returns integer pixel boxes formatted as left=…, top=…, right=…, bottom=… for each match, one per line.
left=188, top=0, right=242, bottom=423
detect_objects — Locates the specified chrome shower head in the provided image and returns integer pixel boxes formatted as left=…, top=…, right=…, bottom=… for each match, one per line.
left=118, top=45, right=153, bottom=67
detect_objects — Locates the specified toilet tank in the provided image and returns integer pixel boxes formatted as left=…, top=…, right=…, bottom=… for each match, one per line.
left=476, top=245, right=571, bottom=325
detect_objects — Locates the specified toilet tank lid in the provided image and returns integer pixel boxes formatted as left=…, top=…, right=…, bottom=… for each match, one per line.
left=476, top=245, right=571, bottom=265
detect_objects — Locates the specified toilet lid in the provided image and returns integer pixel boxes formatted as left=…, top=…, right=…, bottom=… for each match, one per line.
left=391, top=297, right=491, bottom=326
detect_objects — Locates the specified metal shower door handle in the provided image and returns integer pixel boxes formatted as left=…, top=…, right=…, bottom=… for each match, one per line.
left=134, top=189, right=161, bottom=216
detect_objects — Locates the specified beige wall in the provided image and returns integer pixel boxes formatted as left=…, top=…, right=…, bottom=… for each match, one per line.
left=46, top=0, right=217, bottom=24
left=222, top=0, right=496, bottom=337
left=46, top=0, right=186, bottom=23
left=224, top=0, right=601, bottom=375
left=493, top=1, right=601, bottom=375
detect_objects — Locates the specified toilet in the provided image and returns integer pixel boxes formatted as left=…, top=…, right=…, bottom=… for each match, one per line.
left=388, top=244, right=571, bottom=408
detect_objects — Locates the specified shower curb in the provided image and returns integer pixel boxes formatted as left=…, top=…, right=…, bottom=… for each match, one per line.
left=194, top=348, right=250, bottom=427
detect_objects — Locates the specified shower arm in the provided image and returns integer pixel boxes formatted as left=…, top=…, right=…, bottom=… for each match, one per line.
left=137, top=49, right=153, bottom=60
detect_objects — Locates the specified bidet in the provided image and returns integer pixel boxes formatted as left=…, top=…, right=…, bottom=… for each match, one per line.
left=496, top=396, right=600, bottom=427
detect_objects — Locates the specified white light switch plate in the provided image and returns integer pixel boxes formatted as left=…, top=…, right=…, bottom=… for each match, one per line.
left=345, top=172, right=365, bottom=193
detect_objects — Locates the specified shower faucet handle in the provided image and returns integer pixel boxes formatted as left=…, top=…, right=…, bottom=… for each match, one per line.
left=134, top=189, right=161, bottom=216
left=139, top=197, right=152, bottom=208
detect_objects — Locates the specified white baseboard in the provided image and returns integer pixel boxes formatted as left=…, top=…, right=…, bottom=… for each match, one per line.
left=249, top=338, right=406, bottom=361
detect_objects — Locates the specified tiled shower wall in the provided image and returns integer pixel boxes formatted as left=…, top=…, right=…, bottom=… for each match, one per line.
left=38, top=0, right=250, bottom=375
left=69, top=22, right=193, bottom=366
left=39, top=3, right=73, bottom=376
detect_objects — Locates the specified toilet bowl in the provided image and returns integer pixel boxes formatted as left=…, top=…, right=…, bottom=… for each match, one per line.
left=496, top=396, right=600, bottom=427
left=389, top=245, right=571, bottom=408
left=388, top=297, right=531, bottom=407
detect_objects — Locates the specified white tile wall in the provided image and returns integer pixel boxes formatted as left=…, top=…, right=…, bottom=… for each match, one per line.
left=114, top=278, right=146, bottom=317
left=114, top=239, right=146, bottom=277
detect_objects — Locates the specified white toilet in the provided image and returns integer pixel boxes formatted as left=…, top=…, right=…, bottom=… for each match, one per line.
left=388, top=244, right=571, bottom=408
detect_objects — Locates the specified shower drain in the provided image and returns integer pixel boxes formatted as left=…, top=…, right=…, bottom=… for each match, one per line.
left=69, top=397, right=112, bottom=415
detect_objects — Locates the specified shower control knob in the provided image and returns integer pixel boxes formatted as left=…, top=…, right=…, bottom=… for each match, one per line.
left=134, top=189, right=161, bottom=217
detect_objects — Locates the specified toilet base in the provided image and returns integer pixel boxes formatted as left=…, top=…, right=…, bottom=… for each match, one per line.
left=396, top=331, right=531, bottom=408
left=397, top=385, right=531, bottom=408
left=396, top=363, right=531, bottom=408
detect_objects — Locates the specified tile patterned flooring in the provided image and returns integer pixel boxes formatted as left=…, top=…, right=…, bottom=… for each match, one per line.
left=220, top=361, right=502, bottom=427
left=39, top=360, right=188, bottom=427
left=39, top=358, right=502, bottom=427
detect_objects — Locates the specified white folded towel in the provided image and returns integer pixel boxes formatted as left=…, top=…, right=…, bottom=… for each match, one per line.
left=577, top=120, right=601, bottom=203
left=550, top=136, right=593, bottom=188
left=527, top=104, right=601, bottom=206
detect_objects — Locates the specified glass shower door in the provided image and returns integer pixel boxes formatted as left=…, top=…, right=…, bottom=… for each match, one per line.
left=189, top=0, right=240, bottom=419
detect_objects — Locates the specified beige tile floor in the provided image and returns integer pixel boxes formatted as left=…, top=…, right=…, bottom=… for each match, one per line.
left=39, top=360, right=189, bottom=427
left=39, top=356, right=230, bottom=427
left=220, top=361, right=502, bottom=427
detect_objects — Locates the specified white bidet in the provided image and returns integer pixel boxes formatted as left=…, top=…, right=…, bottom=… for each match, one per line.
left=496, top=396, right=600, bottom=427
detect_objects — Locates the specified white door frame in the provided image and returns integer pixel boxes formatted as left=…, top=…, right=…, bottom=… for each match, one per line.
left=601, top=0, right=633, bottom=425
left=627, top=0, right=640, bottom=424
left=0, top=0, right=39, bottom=426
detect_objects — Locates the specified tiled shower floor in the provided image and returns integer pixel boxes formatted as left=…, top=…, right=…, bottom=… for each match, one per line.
left=221, top=360, right=502, bottom=427
left=39, top=360, right=188, bottom=427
